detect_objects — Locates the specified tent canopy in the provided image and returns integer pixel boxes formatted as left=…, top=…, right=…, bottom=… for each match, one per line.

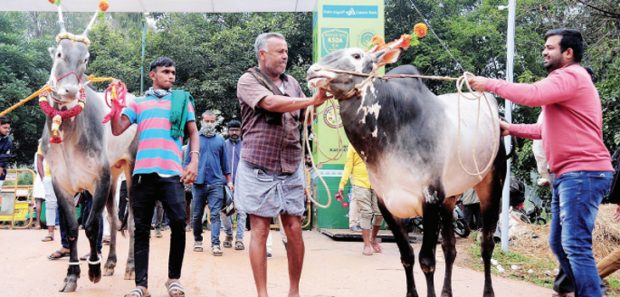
left=2, top=0, right=318, bottom=13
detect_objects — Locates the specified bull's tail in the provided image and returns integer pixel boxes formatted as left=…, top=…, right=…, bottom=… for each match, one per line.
left=119, top=209, right=128, bottom=237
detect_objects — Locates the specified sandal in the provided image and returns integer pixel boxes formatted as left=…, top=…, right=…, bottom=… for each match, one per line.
left=124, top=286, right=151, bottom=297
left=223, top=236, right=233, bottom=248
left=212, top=245, right=223, bottom=256
left=234, top=240, right=245, bottom=250
left=48, top=249, right=70, bottom=260
left=165, top=280, right=185, bottom=297
left=41, top=235, right=54, bottom=242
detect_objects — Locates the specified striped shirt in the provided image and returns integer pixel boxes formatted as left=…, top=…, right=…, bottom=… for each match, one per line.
left=122, top=92, right=195, bottom=176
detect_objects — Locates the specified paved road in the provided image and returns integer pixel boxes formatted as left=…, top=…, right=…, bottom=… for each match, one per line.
left=0, top=228, right=552, bottom=297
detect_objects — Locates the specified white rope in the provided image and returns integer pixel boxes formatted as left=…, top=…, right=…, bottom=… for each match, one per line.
left=302, top=106, right=332, bottom=209
left=69, top=261, right=80, bottom=266
left=454, top=72, right=500, bottom=179
left=87, top=255, right=102, bottom=265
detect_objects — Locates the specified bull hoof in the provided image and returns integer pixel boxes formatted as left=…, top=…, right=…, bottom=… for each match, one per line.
left=88, top=263, right=102, bottom=283
left=124, top=269, right=135, bottom=280
left=60, top=275, right=78, bottom=292
left=103, top=260, right=116, bottom=276
left=483, top=288, right=495, bottom=297
left=103, top=266, right=114, bottom=276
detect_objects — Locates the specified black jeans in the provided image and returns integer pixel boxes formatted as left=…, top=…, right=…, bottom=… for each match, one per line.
left=118, top=180, right=128, bottom=221
left=131, top=174, right=186, bottom=288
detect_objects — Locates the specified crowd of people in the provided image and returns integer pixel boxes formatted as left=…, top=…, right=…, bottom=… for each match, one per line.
left=2, top=27, right=620, bottom=297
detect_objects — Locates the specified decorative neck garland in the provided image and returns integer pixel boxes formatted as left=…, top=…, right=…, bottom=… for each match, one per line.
left=38, top=88, right=86, bottom=143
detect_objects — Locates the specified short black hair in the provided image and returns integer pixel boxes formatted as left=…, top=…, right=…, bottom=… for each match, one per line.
left=149, top=56, right=176, bottom=72
left=0, top=116, right=11, bottom=126
left=544, top=28, right=584, bottom=63
left=227, top=119, right=241, bottom=128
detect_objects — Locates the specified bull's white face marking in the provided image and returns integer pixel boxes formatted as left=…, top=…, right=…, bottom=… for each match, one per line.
left=371, top=127, right=378, bottom=138
left=307, top=48, right=367, bottom=90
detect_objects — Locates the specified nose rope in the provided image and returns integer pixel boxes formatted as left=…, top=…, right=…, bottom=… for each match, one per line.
left=55, top=71, right=83, bottom=84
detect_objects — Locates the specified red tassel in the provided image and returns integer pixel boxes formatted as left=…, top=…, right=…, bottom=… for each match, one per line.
left=49, top=136, right=63, bottom=144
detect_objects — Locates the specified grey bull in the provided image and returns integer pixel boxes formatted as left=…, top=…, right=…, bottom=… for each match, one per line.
left=307, top=46, right=507, bottom=297
left=40, top=4, right=138, bottom=293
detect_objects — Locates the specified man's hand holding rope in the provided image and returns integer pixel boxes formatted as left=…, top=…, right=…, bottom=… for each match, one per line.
left=101, top=79, right=127, bottom=124
left=311, top=88, right=333, bottom=107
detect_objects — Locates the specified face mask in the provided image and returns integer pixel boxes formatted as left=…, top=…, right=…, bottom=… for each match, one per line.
left=200, top=122, right=217, bottom=136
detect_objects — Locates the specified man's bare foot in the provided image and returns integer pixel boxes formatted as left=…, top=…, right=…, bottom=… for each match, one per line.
left=371, top=241, right=382, bottom=253
left=363, top=245, right=373, bottom=256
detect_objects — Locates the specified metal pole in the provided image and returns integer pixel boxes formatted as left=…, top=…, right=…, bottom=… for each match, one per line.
left=140, top=13, right=147, bottom=94
left=501, top=0, right=516, bottom=252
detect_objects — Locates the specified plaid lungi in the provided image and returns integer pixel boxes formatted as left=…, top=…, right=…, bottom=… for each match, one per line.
left=234, top=159, right=305, bottom=217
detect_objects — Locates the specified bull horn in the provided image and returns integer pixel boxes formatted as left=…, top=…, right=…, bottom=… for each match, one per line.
left=82, top=0, right=109, bottom=37
left=50, top=0, right=66, bottom=33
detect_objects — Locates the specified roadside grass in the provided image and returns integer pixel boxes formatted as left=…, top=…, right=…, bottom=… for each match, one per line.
left=466, top=237, right=556, bottom=289
left=464, top=230, right=620, bottom=296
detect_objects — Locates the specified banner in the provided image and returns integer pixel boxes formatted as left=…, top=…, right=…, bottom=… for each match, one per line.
left=311, top=0, right=384, bottom=229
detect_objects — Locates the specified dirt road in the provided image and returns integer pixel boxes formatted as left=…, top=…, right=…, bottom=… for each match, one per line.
left=0, top=228, right=552, bottom=297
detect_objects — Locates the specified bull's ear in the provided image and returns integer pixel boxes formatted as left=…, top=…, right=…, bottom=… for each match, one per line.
left=372, top=48, right=403, bottom=70
left=48, top=47, right=56, bottom=60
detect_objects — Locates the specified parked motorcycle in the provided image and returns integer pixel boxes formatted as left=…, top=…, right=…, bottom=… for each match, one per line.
left=406, top=198, right=470, bottom=238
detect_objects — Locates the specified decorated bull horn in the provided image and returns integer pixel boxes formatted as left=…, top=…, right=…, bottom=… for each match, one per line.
left=367, top=22, right=428, bottom=70
left=48, top=0, right=66, bottom=33
left=83, top=0, right=110, bottom=37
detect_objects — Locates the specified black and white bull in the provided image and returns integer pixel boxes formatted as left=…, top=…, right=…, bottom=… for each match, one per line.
left=40, top=6, right=138, bottom=292
left=307, top=47, right=506, bottom=297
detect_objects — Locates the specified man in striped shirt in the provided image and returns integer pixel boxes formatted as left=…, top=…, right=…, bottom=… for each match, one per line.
left=110, top=56, right=199, bottom=297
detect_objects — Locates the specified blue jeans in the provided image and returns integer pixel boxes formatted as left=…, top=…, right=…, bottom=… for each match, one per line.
left=192, top=184, right=224, bottom=246
left=221, top=211, right=247, bottom=240
left=549, top=170, right=612, bottom=297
